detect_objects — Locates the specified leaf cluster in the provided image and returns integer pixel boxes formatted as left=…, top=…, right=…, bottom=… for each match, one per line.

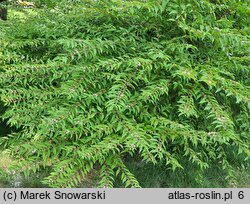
left=0, top=0, right=249, bottom=187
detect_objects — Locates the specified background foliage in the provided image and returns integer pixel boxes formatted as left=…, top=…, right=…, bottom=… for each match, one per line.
left=0, top=0, right=249, bottom=187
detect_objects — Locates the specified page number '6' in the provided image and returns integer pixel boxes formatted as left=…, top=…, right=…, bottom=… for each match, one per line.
left=238, top=191, right=244, bottom=199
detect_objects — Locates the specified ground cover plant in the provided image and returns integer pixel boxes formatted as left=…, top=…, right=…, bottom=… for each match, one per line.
left=0, top=0, right=249, bottom=187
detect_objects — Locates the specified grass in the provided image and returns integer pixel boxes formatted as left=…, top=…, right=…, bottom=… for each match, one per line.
left=119, top=158, right=250, bottom=188
left=1, top=155, right=248, bottom=188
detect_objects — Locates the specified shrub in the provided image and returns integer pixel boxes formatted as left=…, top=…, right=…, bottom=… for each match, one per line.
left=0, top=0, right=249, bottom=187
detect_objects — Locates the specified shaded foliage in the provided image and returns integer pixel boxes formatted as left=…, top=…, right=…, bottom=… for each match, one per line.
left=0, top=0, right=7, bottom=20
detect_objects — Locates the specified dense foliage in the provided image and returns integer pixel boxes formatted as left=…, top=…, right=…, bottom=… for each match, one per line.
left=0, top=0, right=249, bottom=187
